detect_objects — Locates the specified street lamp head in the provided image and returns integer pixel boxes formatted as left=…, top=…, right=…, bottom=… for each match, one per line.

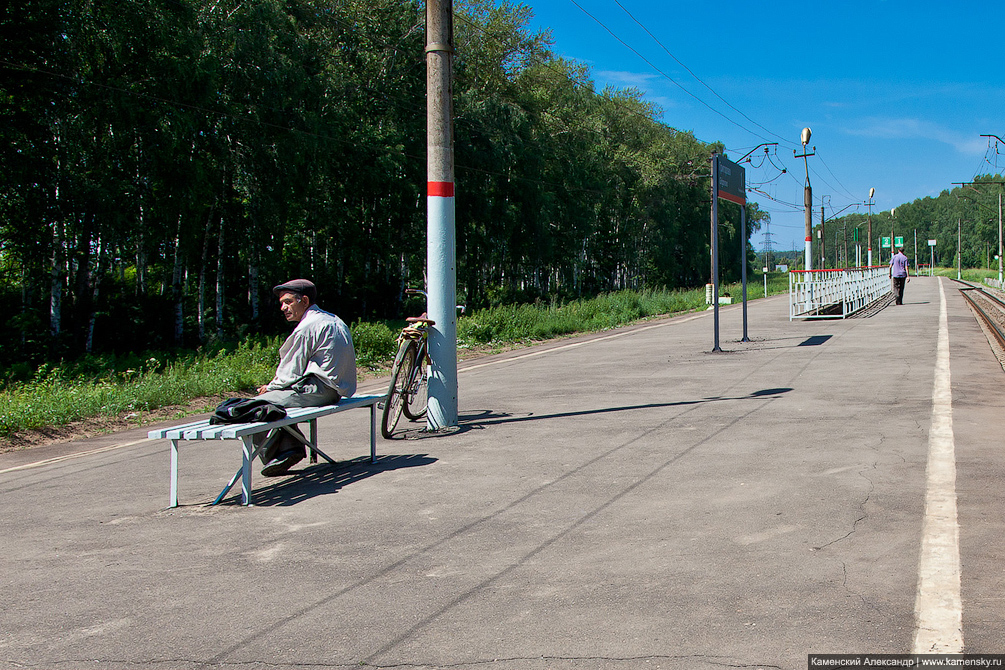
left=869, top=187, right=875, bottom=199
left=801, top=127, right=812, bottom=146
left=891, top=208, right=896, bottom=217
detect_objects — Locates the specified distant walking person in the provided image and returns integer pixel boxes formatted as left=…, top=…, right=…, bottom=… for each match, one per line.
left=890, top=247, right=910, bottom=305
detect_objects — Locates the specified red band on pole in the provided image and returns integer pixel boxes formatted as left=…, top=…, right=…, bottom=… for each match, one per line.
left=428, top=181, right=454, bottom=197
left=805, top=236, right=812, bottom=242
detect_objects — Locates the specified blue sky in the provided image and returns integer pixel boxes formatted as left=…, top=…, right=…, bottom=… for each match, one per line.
left=520, top=0, right=1005, bottom=251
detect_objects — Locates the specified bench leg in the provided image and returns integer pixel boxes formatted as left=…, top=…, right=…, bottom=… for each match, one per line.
left=241, top=435, right=254, bottom=506
left=170, top=439, right=180, bottom=508
left=309, top=419, right=318, bottom=463
left=370, top=403, right=377, bottom=464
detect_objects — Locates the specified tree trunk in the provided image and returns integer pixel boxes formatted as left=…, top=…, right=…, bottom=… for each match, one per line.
left=248, top=250, right=259, bottom=323
left=73, top=214, right=94, bottom=348
left=198, top=208, right=213, bottom=343
left=136, top=209, right=147, bottom=296
left=216, top=212, right=225, bottom=339
left=172, top=213, right=184, bottom=347
left=86, top=236, right=104, bottom=353
left=50, top=220, right=63, bottom=338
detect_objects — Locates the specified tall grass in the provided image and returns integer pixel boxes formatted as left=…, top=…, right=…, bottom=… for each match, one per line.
left=0, top=323, right=399, bottom=437
left=0, top=279, right=785, bottom=437
left=457, top=286, right=706, bottom=344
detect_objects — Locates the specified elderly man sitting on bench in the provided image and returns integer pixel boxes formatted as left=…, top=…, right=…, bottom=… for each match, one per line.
left=255, top=278, right=357, bottom=476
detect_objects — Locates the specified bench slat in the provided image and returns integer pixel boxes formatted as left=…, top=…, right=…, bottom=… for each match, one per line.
left=150, top=394, right=383, bottom=442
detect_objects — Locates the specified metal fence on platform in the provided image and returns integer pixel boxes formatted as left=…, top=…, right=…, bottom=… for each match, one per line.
left=789, top=267, right=891, bottom=320
left=984, top=277, right=1004, bottom=291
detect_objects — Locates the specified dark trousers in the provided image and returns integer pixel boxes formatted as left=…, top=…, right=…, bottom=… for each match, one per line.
left=892, top=276, right=907, bottom=305
left=254, top=375, right=341, bottom=464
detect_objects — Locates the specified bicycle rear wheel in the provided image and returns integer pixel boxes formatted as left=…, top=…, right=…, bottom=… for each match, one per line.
left=402, top=349, right=428, bottom=420
left=381, top=341, right=416, bottom=438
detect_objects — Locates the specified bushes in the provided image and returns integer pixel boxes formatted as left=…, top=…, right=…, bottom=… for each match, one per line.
left=0, top=283, right=781, bottom=437
left=350, top=321, right=398, bottom=369
left=456, top=287, right=709, bottom=345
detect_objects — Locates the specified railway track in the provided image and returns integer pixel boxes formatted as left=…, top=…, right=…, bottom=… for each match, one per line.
left=952, top=278, right=1005, bottom=358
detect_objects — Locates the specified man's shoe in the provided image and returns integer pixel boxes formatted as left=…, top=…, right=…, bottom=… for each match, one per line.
left=261, top=451, right=305, bottom=477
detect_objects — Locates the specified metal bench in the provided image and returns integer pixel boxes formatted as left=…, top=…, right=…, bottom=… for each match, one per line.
left=147, top=394, right=384, bottom=507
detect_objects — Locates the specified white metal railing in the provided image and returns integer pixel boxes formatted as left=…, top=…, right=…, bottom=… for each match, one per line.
left=984, top=277, right=1004, bottom=291
left=789, top=267, right=891, bottom=320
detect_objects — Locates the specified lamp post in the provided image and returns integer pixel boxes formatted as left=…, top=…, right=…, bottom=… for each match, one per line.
left=890, top=207, right=897, bottom=265
left=958, top=217, right=962, bottom=280
left=795, top=128, right=815, bottom=271
left=867, top=188, right=875, bottom=266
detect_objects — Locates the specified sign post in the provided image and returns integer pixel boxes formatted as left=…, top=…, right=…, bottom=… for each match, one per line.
left=711, top=154, right=747, bottom=350
left=928, top=239, right=937, bottom=277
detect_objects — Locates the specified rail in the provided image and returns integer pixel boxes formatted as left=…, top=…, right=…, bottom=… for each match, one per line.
left=957, top=282, right=1005, bottom=352
left=789, top=267, right=891, bottom=320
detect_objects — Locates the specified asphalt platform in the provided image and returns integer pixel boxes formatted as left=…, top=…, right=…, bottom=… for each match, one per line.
left=2, top=275, right=1004, bottom=669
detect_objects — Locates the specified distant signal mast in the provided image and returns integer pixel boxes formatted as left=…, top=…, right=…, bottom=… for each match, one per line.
left=762, top=220, right=775, bottom=271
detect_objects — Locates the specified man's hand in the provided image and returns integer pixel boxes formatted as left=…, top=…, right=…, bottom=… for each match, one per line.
left=256, top=385, right=268, bottom=395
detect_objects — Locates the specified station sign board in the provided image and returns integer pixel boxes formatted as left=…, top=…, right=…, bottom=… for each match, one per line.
left=716, top=156, right=746, bottom=206
left=881, top=237, right=891, bottom=249
left=894, top=236, right=904, bottom=247
left=928, top=239, right=937, bottom=246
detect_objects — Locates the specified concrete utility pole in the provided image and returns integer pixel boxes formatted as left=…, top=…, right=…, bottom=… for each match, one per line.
left=843, top=225, right=848, bottom=270
left=426, top=0, right=457, bottom=430
left=891, top=208, right=896, bottom=263
left=820, top=205, right=826, bottom=269
left=958, top=218, right=962, bottom=280
left=999, top=191, right=1003, bottom=283
left=867, top=188, right=875, bottom=266
left=796, top=128, right=815, bottom=271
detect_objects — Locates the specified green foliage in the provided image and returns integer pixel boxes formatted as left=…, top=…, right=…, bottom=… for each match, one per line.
left=0, top=284, right=796, bottom=436
left=827, top=177, right=1005, bottom=271
left=457, top=287, right=706, bottom=344
left=1, top=0, right=757, bottom=372
left=0, top=324, right=401, bottom=436
left=0, top=339, right=278, bottom=436
left=350, top=321, right=398, bottom=370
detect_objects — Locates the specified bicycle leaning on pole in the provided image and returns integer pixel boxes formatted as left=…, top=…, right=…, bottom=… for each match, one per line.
left=381, top=288, right=432, bottom=438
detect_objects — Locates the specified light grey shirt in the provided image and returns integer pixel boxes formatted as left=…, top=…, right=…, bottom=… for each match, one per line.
left=266, top=305, right=357, bottom=398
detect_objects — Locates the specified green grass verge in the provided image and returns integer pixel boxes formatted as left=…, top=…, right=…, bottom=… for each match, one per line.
left=0, top=277, right=790, bottom=438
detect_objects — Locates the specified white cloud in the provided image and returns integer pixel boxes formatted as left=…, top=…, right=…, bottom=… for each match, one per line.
left=594, top=69, right=658, bottom=91
left=843, top=118, right=986, bottom=155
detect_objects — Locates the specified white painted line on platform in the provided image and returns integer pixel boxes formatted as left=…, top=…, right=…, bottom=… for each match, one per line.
left=912, top=277, right=964, bottom=653
left=0, top=437, right=153, bottom=475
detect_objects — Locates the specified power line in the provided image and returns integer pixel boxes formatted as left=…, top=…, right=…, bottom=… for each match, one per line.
left=567, top=0, right=779, bottom=146
left=451, top=10, right=719, bottom=148
left=612, top=0, right=797, bottom=151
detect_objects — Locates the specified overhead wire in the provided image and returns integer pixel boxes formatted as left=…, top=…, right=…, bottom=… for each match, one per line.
left=453, top=5, right=793, bottom=199
left=566, top=0, right=779, bottom=146
left=612, top=0, right=798, bottom=151
left=451, top=11, right=719, bottom=147
left=571, top=2, right=872, bottom=216
left=814, top=152, right=858, bottom=201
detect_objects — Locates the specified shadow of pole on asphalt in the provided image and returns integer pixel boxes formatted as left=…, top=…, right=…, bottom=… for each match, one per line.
left=453, top=387, right=794, bottom=430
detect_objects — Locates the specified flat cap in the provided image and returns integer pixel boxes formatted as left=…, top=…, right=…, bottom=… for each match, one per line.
left=272, top=279, right=317, bottom=301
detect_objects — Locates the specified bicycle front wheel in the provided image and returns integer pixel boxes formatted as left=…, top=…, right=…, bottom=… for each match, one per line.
left=381, top=341, right=416, bottom=439
left=402, top=350, right=428, bottom=420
